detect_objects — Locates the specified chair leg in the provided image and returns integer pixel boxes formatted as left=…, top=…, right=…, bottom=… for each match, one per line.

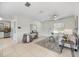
left=70, top=44, right=75, bottom=57
left=60, top=43, right=64, bottom=53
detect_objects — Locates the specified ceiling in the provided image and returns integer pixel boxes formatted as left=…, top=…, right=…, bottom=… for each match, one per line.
left=0, top=2, right=79, bottom=21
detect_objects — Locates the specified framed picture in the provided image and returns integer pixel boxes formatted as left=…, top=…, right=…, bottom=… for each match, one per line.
left=0, top=23, right=4, bottom=31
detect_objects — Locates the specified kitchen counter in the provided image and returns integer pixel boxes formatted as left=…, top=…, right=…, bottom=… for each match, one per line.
left=0, top=32, right=4, bottom=39
left=0, top=44, right=6, bottom=56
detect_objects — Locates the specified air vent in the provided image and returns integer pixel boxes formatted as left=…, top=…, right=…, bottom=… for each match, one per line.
left=25, top=2, right=31, bottom=7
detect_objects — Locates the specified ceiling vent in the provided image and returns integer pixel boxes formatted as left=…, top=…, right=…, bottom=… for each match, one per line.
left=25, top=2, right=31, bottom=7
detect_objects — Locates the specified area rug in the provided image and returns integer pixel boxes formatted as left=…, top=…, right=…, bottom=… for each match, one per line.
left=35, top=38, right=60, bottom=54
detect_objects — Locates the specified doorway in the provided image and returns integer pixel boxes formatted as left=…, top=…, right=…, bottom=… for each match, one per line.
left=0, top=20, right=11, bottom=39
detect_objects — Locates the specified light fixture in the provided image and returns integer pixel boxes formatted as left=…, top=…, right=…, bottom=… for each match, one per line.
left=53, top=14, right=57, bottom=18
left=0, top=17, right=2, bottom=20
left=49, top=13, right=58, bottom=20
left=53, top=14, right=57, bottom=20
left=25, top=2, right=31, bottom=7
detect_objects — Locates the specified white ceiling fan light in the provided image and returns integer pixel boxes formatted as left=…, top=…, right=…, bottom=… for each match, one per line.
left=53, top=14, right=58, bottom=20
left=48, top=13, right=58, bottom=20
left=53, top=14, right=57, bottom=18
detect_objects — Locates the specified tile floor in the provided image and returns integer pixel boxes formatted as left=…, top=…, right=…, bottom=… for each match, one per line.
left=0, top=37, right=79, bottom=57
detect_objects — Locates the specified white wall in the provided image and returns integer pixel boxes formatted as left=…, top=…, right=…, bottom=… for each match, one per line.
left=32, top=21, right=42, bottom=37
left=17, top=17, right=31, bottom=42
left=78, top=16, right=79, bottom=34
left=40, top=16, right=76, bottom=37
left=17, top=17, right=40, bottom=42
left=40, top=20, right=53, bottom=36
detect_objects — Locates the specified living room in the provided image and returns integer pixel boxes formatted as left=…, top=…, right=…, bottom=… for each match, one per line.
left=0, top=2, right=79, bottom=57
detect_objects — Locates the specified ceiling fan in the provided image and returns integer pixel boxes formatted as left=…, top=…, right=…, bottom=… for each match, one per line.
left=48, top=13, right=58, bottom=20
